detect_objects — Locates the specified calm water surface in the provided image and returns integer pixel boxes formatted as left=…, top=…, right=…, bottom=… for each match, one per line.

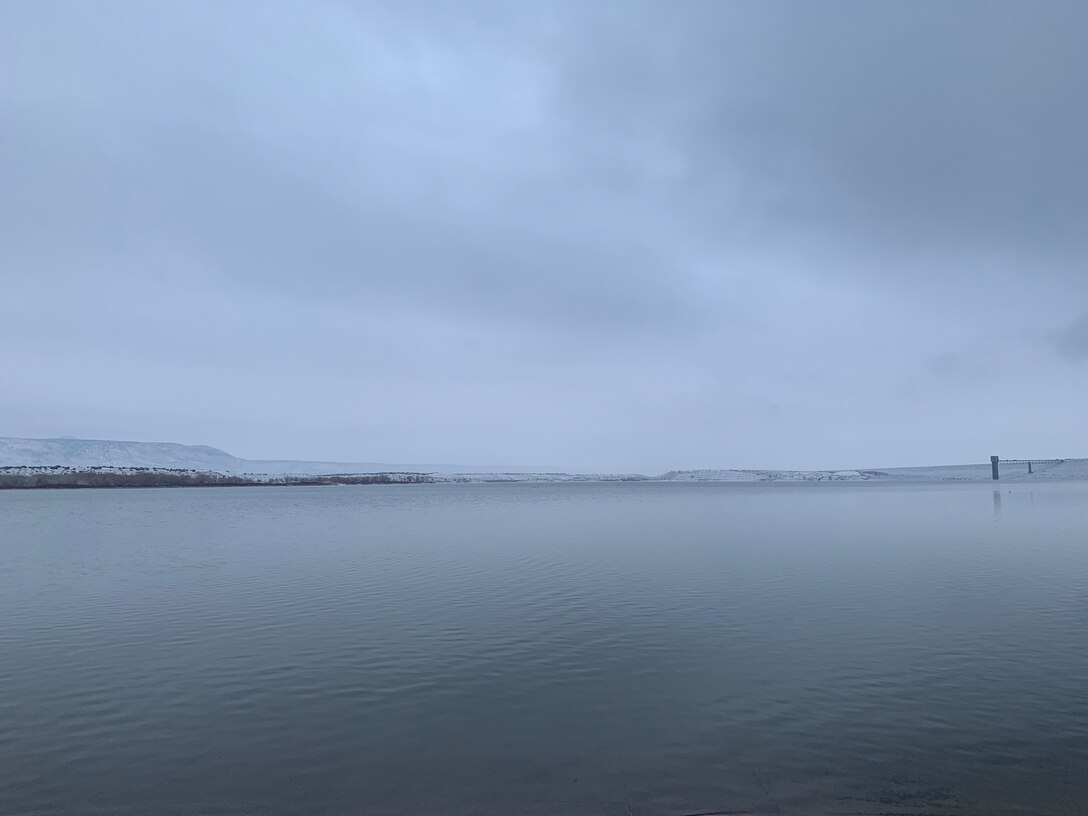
left=2, top=481, right=1086, bottom=815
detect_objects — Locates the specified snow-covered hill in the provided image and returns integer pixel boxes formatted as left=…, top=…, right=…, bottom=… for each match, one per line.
left=0, top=437, right=505, bottom=475
left=659, top=460, right=1088, bottom=482
left=0, top=437, right=246, bottom=471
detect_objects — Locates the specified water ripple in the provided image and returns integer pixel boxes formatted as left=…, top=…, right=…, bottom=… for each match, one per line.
left=1, top=482, right=1087, bottom=814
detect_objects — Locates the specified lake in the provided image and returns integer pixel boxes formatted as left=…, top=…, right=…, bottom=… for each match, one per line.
left=2, top=481, right=1086, bottom=815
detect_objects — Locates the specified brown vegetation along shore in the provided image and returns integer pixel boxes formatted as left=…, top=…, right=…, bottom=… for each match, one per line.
left=0, top=466, right=433, bottom=489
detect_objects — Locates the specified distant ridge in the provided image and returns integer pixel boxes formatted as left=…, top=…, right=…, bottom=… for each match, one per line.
left=3, top=437, right=1085, bottom=482
left=0, top=437, right=522, bottom=476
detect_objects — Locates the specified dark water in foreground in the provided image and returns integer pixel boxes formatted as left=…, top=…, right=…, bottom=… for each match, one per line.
left=2, top=482, right=1086, bottom=815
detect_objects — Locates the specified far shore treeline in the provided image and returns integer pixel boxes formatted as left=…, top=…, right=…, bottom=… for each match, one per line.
left=0, top=467, right=434, bottom=490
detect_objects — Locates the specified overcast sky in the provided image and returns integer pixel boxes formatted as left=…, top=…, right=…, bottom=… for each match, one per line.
left=2, top=1, right=1086, bottom=473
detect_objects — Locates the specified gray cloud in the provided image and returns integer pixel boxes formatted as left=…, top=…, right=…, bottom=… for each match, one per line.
left=1055, top=313, right=1088, bottom=362
left=2, top=1, right=1086, bottom=471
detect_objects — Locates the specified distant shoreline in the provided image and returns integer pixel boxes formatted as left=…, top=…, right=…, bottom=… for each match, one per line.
left=0, top=467, right=434, bottom=490
left=4, top=459, right=1087, bottom=490
left=5, top=438, right=1085, bottom=485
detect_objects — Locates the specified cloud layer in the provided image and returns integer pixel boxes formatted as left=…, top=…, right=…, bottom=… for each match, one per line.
left=3, top=1, right=1086, bottom=471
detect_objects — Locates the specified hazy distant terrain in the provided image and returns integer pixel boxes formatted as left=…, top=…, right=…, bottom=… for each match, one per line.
left=660, top=460, right=1088, bottom=482
left=2, top=437, right=1085, bottom=485
left=0, top=437, right=521, bottom=476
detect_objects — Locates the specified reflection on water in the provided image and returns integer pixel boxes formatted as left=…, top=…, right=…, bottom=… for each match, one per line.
left=2, top=481, right=1087, bottom=815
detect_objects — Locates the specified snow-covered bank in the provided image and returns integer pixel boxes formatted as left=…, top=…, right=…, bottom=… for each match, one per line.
left=432, top=472, right=646, bottom=483
left=658, top=460, right=1088, bottom=482
left=868, top=458, right=1088, bottom=481
left=5, top=461, right=1088, bottom=488
left=657, top=469, right=872, bottom=482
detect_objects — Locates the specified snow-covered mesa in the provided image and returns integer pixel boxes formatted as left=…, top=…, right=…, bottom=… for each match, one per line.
left=0, top=437, right=524, bottom=475
left=2, top=437, right=1087, bottom=482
